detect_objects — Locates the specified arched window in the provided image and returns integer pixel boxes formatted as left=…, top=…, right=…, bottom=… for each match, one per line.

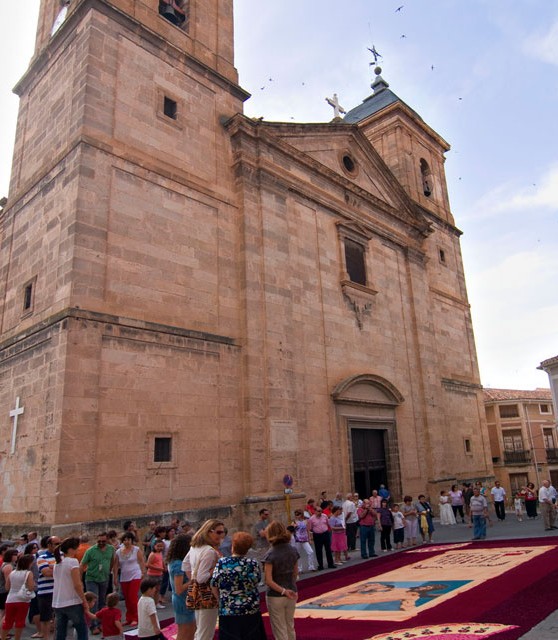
left=420, top=158, right=433, bottom=197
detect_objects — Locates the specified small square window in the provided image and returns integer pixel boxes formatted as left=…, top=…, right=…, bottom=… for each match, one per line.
left=540, top=404, right=552, bottom=415
left=154, top=436, right=172, bottom=462
left=163, top=96, right=177, bottom=120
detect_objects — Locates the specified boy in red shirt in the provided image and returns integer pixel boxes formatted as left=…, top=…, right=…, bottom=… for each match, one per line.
left=95, top=592, right=123, bottom=638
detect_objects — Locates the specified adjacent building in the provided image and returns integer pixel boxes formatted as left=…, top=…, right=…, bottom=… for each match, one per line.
left=484, top=388, right=557, bottom=493
left=539, top=356, right=558, bottom=424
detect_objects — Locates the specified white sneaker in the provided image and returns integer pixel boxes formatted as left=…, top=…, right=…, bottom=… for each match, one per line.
left=156, top=604, right=166, bottom=609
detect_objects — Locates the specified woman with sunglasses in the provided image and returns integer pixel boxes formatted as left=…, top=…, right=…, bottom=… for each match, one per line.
left=182, top=520, right=224, bottom=640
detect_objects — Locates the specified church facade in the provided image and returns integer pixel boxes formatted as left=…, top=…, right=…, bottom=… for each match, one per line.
left=0, top=0, right=493, bottom=530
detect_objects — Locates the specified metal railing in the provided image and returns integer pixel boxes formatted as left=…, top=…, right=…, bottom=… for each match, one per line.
left=503, top=450, right=531, bottom=464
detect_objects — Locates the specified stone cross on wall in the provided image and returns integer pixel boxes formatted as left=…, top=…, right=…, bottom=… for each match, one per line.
left=325, top=93, right=346, bottom=119
left=9, top=396, right=24, bottom=455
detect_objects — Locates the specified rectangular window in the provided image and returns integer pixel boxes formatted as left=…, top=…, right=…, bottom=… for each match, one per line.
left=543, top=428, right=555, bottom=450
left=502, top=430, right=530, bottom=464
left=439, top=248, right=446, bottom=264
left=163, top=96, right=177, bottom=120
left=503, top=430, right=524, bottom=452
left=499, top=404, right=519, bottom=419
left=344, top=238, right=366, bottom=286
left=22, top=277, right=37, bottom=315
left=23, top=283, right=33, bottom=310
left=464, top=438, right=471, bottom=454
left=540, top=403, right=552, bottom=414
left=509, top=473, right=528, bottom=494
left=154, top=436, right=172, bottom=462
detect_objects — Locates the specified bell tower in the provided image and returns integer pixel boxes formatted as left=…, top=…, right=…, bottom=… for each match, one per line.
left=33, top=0, right=237, bottom=82
left=345, top=66, right=454, bottom=226
left=5, top=0, right=247, bottom=326
left=0, top=0, right=248, bottom=525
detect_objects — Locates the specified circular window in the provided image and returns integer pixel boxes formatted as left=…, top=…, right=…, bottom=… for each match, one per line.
left=342, top=154, right=356, bottom=173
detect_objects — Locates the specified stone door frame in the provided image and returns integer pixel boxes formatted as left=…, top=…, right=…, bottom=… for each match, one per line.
left=332, top=374, right=404, bottom=500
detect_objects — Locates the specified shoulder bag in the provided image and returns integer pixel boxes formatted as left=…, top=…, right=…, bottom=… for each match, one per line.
left=17, top=571, right=36, bottom=601
left=185, top=549, right=218, bottom=610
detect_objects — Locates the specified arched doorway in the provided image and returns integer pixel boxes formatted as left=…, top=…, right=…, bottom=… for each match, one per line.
left=332, top=374, right=404, bottom=499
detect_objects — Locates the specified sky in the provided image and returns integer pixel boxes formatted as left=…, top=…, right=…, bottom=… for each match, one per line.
left=0, top=1, right=556, bottom=391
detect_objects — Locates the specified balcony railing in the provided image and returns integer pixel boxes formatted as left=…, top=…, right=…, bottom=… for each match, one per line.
left=503, top=450, right=531, bottom=465
left=546, top=448, right=558, bottom=462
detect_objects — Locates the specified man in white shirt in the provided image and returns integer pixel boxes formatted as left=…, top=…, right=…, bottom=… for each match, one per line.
left=539, top=480, right=558, bottom=531
left=490, top=481, right=506, bottom=521
left=342, top=493, right=359, bottom=552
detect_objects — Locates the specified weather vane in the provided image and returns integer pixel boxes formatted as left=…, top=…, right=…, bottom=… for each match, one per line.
left=367, top=45, right=383, bottom=65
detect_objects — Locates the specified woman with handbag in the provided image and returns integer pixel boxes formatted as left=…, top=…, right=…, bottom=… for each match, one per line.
left=182, top=519, right=224, bottom=640
left=1, top=553, right=35, bottom=640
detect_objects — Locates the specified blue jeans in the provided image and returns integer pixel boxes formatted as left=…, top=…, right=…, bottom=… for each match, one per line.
left=55, top=604, right=88, bottom=640
left=85, top=579, right=109, bottom=628
left=360, top=525, right=376, bottom=558
left=472, top=514, right=487, bottom=539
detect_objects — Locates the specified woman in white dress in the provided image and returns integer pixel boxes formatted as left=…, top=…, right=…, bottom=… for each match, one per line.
left=439, top=490, right=457, bottom=525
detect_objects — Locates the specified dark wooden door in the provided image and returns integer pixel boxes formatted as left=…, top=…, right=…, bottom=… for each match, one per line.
left=351, top=427, right=387, bottom=498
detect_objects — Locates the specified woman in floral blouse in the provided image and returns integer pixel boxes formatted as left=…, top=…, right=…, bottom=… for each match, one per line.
left=210, top=532, right=266, bottom=640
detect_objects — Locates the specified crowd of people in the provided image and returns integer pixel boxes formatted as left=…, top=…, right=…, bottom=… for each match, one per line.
left=0, top=517, right=298, bottom=640
left=437, top=479, right=557, bottom=529
left=1, top=479, right=557, bottom=640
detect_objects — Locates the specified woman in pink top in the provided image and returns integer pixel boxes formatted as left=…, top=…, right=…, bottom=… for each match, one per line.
left=146, top=540, right=165, bottom=607
left=329, top=506, right=349, bottom=565
left=449, top=485, right=465, bottom=523
left=369, top=491, right=382, bottom=509
left=307, top=507, right=335, bottom=570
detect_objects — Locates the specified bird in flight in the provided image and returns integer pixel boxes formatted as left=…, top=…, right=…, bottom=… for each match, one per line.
left=395, top=5, right=404, bottom=12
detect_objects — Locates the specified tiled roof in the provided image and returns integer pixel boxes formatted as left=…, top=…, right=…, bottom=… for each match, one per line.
left=483, top=387, right=552, bottom=402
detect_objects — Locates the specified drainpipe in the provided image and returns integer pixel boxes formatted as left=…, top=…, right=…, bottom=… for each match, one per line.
left=525, top=402, right=540, bottom=487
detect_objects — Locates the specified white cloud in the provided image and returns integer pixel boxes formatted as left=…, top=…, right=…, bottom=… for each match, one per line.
left=524, top=20, right=558, bottom=66
left=468, top=247, right=558, bottom=388
left=465, top=164, right=558, bottom=220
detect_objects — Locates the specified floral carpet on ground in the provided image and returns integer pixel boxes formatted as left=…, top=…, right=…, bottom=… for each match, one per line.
left=260, top=538, right=558, bottom=640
